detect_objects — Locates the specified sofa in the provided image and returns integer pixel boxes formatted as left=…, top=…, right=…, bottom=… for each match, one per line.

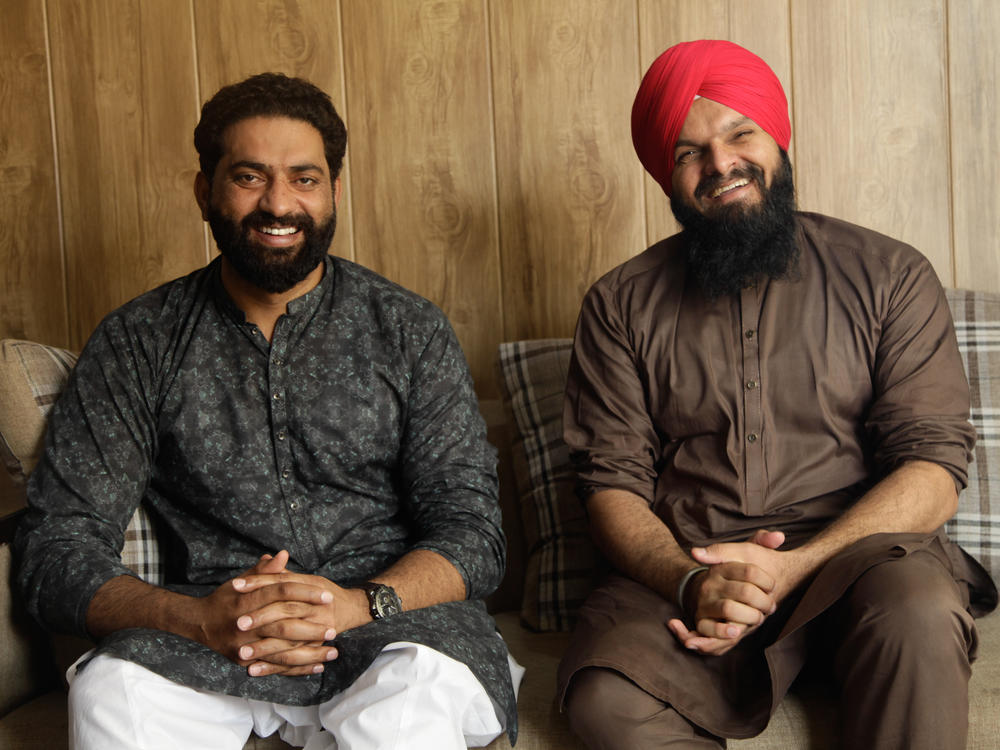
left=1, top=286, right=998, bottom=749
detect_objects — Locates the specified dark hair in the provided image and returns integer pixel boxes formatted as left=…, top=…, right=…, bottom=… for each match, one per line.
left=193, top=72, right=347, bottom=181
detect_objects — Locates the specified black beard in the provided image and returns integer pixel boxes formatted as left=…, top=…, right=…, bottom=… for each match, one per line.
left=207, top=205, right=336, bottom=294
left=670, top=151, right=798, bottom=299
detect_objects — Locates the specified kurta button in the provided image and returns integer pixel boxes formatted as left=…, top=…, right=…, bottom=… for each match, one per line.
left=289, top=501, right=298, bottom=510
left=273, top=392, right=281, bottom=401
left=745, top=330, right=755, bottom=339
left=281, top=468, right=290, bottom=479
left=273, top=358, right=283, bottom=366
left=277, top=430, right=286, bottom=441
left=747, top=433, right=758, bottom=443
left=746, top=380, right=758, bottom=390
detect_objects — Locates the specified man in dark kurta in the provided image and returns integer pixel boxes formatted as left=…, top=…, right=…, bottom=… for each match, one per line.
left=557, top=40, right=996, bottom=749
left=16, top=74, right=517, bottom=749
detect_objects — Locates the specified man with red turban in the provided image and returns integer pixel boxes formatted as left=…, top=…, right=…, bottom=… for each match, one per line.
left=557, top=39, right=996, bottom=748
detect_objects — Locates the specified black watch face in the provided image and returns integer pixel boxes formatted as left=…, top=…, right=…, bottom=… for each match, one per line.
left=373, top=586, right=401, bottom=617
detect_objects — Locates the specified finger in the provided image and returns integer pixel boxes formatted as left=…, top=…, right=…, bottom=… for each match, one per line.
left=712, top=561, right=776, bottom=595
left=248, top=660, right=330, bottom=678
left=242, top=613, right=337, bottom=642
left=236, top=597, right=332, bottom=631
left=255, top=550, right=289, bottom=575
left=246, top=644, right=340, bottom=674
left=749, top=529, right=785, bottom=550
left=690, top=545, right=725, bottom=565
left=668, top=619, right=737, bottom=655
left=232, top=577, right=333, bottom=606
left=696, top=617, right=748, bottom=640
left=232, top=572, right=324, bottom=594
left=239, top=637, right=328, bottom=663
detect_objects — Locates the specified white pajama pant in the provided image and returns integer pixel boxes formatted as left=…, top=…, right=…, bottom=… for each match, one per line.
left=67, top=641, right=525, bottom=750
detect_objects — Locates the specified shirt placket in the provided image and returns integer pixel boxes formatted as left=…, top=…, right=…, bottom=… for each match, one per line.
left=740, top=287, right=765, bottom=515
left=267, top=329, right=319, bottom=568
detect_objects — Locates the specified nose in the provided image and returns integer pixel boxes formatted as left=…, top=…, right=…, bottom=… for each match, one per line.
left=259, top=180, right=295, bottom=217
left=704, top=142, right=738, bottom=177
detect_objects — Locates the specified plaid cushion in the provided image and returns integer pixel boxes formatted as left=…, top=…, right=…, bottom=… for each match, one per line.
left=497, top=339, right=596, bottom=631
left=498, top=289, right=1000, bottom=631
left=0, top=339, right=162, bottom=584
left=947, top=289, right=1000, bottom=579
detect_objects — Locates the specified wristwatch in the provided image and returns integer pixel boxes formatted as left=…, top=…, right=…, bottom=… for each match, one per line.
left=360, top=581, right=403, bottom=620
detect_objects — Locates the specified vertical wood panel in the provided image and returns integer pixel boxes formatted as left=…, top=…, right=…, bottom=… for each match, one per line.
left=949, top=0, right=1000, bottom=292
left=47, top=0, right=204, bottom=348
left=491, top=0, right=644, bottom=342
left=791, top=0, right=953, bottom=284
left=193, top=0, right=353, bottom=262
left=1, top=0, right=67, bottom=347
left=637, top=0, right=793, bottom=247
left=342, top=0, right=502, bottom=394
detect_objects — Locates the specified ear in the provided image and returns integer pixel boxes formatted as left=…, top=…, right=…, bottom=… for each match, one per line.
left=194, top=172, right=212, bottom=220
left=333, top=176, right=343, bottom=208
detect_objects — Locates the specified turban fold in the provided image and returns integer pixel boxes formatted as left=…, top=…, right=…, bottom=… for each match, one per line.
left=632, top=40, right=790, bottom=196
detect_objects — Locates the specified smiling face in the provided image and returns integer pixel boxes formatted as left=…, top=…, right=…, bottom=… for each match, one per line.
left=195, top=115, right=341, bottom=294
left=670, top=97, right=783, bottom=219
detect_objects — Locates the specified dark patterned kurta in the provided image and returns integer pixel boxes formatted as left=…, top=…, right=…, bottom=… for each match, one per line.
left=16, top=255, right=517, bottom=740
left=558, top=212, right=996, bottom=737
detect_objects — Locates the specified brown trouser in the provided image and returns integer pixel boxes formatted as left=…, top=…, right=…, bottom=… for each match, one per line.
left=564, top=549, right=977, bottom=749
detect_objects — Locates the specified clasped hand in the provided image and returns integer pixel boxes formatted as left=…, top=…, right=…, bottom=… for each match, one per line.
left=194, top=550, right=368, bottom=677
left=668, top=530, right=800, bottom=656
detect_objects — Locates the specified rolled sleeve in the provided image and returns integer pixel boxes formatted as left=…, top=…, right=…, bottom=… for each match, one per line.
left=563, top=280, right=660, bottom=504
left=15, top=318, right=157, bottom=638
left=398, top=315, right=505, bottom=599
left=866, top=258, right=975, bottom=487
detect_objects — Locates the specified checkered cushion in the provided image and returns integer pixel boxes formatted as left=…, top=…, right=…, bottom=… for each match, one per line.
left=0, top=339, right=162, bottom=583
left=497, top=339, right=597, bottom=631
left=947, top=289, right=1000, bottom=579
left=498, top=289, right=1000, bottom=631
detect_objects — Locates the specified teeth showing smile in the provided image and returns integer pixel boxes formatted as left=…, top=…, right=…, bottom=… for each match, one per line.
left=711, top=178, right=749, bottom=198
left=259, top=226, right=298, bottom=236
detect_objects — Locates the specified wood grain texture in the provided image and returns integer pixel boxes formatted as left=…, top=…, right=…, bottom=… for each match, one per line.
left=791, top=0, right=953, bottom=284
left=490, top=0, right=645, bottom=343
left=948, top=0, right=1000, bottom=292
left=0, top=0, right=67, bottom=347
left=2, top=0, right=998, bottom=392
left=193, top=0, right=354, bottom=262
left=342, top=0, right=502, bottom=394
left=638, top=0, right=793, bottom=247
left=47, top=0, right=204, bottom=348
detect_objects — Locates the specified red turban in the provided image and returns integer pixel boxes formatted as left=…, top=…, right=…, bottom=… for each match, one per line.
left=631, top=40, right=790, bottom=196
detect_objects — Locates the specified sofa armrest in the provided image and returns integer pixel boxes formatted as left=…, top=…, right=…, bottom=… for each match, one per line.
left=0, top=542, right=60, bottom=718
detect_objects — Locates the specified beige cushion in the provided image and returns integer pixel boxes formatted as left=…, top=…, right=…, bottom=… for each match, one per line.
left=0, top=340, right=77, bottom=517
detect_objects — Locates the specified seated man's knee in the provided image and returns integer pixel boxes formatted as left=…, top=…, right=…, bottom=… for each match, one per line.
left=840, top=553, right=973, bottom=659
left=564, top=667, right=721, bottom=749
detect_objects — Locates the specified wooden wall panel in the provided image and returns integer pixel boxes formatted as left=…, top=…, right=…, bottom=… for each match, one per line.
left=637, top=1, right=793, bottom=247
left=342, top=0, right=502, bottom=394
left=949, top=0, right=1000, bottom=293
left=791, top=0, right=953, bottom=284
left=491, top=0, right=644, bottom=343
left=1, top=0, right=67, bottom=347
left=2, top=0, right=998, bottom=401
left=47, top=0, right=204, bottom=348
left=193, top=0, right=353, bottom=262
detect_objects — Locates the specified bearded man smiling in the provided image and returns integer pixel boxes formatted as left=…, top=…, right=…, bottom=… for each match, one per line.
left=557, top=39, right=996, bottom=750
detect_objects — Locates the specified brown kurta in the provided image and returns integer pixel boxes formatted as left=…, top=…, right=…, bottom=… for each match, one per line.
left=558, top=212, right=997, bottom=737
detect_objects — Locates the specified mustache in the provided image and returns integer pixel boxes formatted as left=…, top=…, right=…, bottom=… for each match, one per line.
left=241, top=210, right=314, bottom=231
left=694, top=163, right=765, bottom=200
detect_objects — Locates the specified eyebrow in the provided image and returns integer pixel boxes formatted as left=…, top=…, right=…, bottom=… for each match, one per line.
left=674, top=116, right=754, bottom=149
left=229, top=160, right=326, bottom=173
